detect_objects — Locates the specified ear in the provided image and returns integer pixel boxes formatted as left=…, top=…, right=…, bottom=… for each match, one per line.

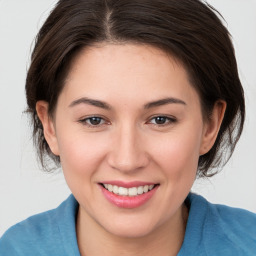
left=200, top=100, right=226, bottom=155
left=36, top=101, right=59, bottom=156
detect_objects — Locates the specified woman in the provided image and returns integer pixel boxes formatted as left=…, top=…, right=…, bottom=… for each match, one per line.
left=0, top=0, right=255, bottom=255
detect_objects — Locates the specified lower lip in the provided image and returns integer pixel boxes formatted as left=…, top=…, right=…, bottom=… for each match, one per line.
left=100, top=185, right=158, bottom=209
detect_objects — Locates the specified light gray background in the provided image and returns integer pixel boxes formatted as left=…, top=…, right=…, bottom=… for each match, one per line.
left=0, top=0, right=255, bottom=236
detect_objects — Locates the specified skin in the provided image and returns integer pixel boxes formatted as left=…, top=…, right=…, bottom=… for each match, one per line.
left=36, top=43, right=226, bottom=256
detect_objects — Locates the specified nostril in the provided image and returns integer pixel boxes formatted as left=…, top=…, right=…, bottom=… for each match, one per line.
left=107, top=151, right=150, bottom=173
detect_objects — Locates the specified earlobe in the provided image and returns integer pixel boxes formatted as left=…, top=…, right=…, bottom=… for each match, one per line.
left=36, top=101, right=59, bottom=156
left=200, top=100, right=226, bottom=155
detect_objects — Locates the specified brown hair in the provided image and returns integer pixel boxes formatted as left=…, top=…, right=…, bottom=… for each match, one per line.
left=26, top=0, right=245, bottom=177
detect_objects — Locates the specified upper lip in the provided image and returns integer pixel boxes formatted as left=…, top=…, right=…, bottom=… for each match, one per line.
left=99, top=180, right=157, bottom=188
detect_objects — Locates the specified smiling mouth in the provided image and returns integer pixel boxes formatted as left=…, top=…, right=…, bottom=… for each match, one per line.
left=100, top=183, right=159, bottom=197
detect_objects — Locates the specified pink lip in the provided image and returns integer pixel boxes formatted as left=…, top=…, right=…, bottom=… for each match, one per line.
left=99, top=183, right=159, bottom=209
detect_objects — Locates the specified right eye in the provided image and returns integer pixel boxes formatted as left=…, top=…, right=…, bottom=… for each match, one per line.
left=79, top=116, right=108, bottom=127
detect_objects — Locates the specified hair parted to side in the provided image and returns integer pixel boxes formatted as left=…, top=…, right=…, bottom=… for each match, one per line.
left=26, top=0, right=245, bottom=177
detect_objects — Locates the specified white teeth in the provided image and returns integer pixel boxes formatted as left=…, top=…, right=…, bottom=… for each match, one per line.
left=137, top=186, right=144, bottom=195
left=108, top=184, right=113, bottom=192
left=113, top=185, right=119, bottom=194
left=103, top=184, right=155, bottom=196
left=128, top=187, right=137, bottom=196
left=143, top=185, right=149, bottom=193
left=118, top=187, right=128, bottom=196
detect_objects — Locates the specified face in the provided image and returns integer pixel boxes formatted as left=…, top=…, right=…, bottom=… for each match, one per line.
left=38, top=44, right=222, bottom=238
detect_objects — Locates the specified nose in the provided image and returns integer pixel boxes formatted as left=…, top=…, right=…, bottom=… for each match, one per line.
left=107, top=124, right=149, bottom=173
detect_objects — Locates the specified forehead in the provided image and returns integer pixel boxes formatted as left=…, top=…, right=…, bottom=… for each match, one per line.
left=61, top=43, right=199, bottom=108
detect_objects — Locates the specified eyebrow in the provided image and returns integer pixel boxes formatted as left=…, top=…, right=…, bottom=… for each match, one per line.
left=144, top=97, right=186, bottom=109
left=69, top=96, right=186, bottom=110
left=69, top=97, right=111, bottom=110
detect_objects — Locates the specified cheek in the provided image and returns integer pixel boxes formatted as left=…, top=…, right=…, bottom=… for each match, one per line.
left=56, top=128, right=109, bottom=179
left=150, top=128, right=202, bottom=177
left=57, top=132, right=111, bottom=202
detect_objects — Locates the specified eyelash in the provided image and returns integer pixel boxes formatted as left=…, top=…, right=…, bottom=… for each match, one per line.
left=147, top=115, right=177, bottom=126
left=78, top=115, right=177, bottom=128
left=78, top=116, right=109, bottom=128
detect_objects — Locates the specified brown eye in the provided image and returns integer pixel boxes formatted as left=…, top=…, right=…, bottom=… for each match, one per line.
left=79, top=116, right=106, bottom=126
left=154, top=116, right=168, bottom=124
left=148, top=116, right=176, bottom=126
left=87, top=117, right=103, bottom=125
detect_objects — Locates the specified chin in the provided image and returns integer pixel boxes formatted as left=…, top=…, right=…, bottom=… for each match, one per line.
left=101, top=215, right=159, bottom=239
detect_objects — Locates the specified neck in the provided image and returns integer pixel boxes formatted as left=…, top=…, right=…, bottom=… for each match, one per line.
left=77, top=203, right=188, bottom=256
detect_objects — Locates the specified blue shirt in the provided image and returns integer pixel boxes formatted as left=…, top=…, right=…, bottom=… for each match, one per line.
left=1, top=193, right=256, bottom=255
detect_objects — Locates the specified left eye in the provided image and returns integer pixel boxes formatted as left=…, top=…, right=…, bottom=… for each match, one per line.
left=149, top=116, right=176, bottom=125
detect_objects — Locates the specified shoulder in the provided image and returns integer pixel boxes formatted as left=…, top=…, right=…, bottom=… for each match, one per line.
left=206, top=197, right=256, bottom=251
left=186, top=193, right=256, bottom=255
left=0, top=194, right=80, bottom=256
